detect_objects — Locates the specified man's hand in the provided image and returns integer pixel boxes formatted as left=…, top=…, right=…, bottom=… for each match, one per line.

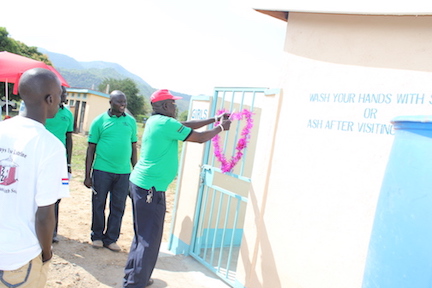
left=42, top=250, right=53, bottom=263
left=215, top=112, right=230, bottom=123
left=35, top=205, right=55, bottom=264
left=220, top=119, right=232, bottom=131
left=84, top=177, right=92, bottom=188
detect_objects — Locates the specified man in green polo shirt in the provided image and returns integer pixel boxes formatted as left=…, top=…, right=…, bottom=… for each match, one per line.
left=123, top=89, right=231, bottom=287
left=84, top=90, right=137, bottom=252
left=45, top=86, right=74, bottom=243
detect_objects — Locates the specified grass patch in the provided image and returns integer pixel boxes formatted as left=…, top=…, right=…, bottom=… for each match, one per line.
left=71, top=134, right=87, bottom=182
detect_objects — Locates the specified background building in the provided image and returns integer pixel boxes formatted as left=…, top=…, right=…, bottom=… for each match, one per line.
left=66, top=88, right=110, bottom=134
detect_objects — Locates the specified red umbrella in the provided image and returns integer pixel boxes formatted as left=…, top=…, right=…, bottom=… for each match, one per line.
left=0, top=51, right=69, bottom=95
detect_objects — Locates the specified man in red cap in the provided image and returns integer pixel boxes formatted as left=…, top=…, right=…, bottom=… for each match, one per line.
left=123, top=89, right=231, bottom=287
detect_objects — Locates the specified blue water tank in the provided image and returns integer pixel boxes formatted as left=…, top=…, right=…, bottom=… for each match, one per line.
left=363, top=116, right=432, bottom=288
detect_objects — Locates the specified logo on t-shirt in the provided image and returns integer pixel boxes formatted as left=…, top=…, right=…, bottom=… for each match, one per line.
left=0, top=157, right=18, bottom=186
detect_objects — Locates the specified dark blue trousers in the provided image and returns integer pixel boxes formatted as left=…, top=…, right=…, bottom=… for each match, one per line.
left=123, top=182, right=166, bottom=288
left=91, top=170, right=130, bottom=245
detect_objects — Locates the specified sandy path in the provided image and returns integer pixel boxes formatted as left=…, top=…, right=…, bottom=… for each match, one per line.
left=46, top=171, right=175, bottom=287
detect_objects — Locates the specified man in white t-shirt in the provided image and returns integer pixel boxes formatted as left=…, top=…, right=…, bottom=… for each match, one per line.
left=0, top=68, right=70, bottom=288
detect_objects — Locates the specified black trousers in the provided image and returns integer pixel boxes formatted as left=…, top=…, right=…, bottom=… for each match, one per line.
left=123, top=182, right=166, bottom=288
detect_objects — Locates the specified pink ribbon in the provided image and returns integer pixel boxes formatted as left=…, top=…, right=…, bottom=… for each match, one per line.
left=212, top=109, right=254, bottom=173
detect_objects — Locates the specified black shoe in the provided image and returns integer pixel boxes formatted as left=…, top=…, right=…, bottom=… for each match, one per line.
left=52, top=236, right=59, bottom=243
left=146, top=279, right=154, bottom=287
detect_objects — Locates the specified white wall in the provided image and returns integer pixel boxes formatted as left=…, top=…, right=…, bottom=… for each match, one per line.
left=281, top=54, right=432, bottom=287
left=237, top=13, right=432, bottom=288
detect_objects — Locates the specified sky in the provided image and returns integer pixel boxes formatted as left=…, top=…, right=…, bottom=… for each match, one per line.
left=1, top=0, right=287, bottom=96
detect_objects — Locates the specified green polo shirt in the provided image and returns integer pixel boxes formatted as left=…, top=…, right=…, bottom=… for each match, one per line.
left=130, top=114, right=192, bottom=191
left=88, top=111, right=137, bottom=174
left=45, top=105, right=74, bottom=146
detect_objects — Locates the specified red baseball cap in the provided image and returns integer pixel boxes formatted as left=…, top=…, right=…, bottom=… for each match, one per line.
left=150, top=89, right=182, bottom=103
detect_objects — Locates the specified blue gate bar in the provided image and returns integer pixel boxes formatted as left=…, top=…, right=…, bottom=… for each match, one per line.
left=203, top=188, right=217, bottom=261
left=219, top=90, right=227, bottom=110
left=211, top=184, right=248, bottom=202
left=210, top=192, right=225, bottom=265
left=217, top=196, right=233, bottom=272
left=239, top=91, right=258, bottom=175
left=202, top=164, right=252, bottom=183
left=230, top=92, right=244, bottom=169
left=193, top=184, right=209, bottom=254
left=226, top=198, right=242, bottom=277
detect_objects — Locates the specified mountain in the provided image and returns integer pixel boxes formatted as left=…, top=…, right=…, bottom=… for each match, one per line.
left=39, top=49, right=191, bottom=112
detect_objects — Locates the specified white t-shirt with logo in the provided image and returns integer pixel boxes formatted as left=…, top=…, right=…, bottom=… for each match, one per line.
left=0, top=116, right=70, bottom=270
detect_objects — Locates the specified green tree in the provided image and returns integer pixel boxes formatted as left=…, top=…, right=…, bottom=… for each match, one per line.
left=0, top=27, right=52, bottom=65
left=98, top=78, right=149, bottom=116
left=179, top=110, right=188, bottom=121
left=0, top=27, right=18, bottom=53
left=15, top=41, right=52, bottom=65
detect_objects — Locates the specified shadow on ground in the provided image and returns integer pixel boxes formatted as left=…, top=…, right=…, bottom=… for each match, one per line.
left=48, top=236, right=227, bottom=288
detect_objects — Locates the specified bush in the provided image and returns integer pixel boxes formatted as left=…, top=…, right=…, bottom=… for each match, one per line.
left=135, top=114, right=148, bottom=123
left=178, top=110, right=188, bottom=121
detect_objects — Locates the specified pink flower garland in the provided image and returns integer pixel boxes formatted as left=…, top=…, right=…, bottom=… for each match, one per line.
left=212, top=109, right=254, bottom=173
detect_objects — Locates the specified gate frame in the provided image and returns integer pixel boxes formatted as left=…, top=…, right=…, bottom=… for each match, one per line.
left=187, top=87, right=268, bottom=286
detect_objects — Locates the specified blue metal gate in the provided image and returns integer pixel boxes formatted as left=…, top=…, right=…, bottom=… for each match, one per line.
left=190, top=87, right=267, bottom=286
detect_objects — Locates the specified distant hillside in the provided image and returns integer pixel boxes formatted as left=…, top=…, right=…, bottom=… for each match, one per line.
left=40, top=49, right=191, bottom=112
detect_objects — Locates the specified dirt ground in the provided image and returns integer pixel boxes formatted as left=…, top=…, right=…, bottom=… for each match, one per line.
left=46, top=170, right=175, bottom=288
